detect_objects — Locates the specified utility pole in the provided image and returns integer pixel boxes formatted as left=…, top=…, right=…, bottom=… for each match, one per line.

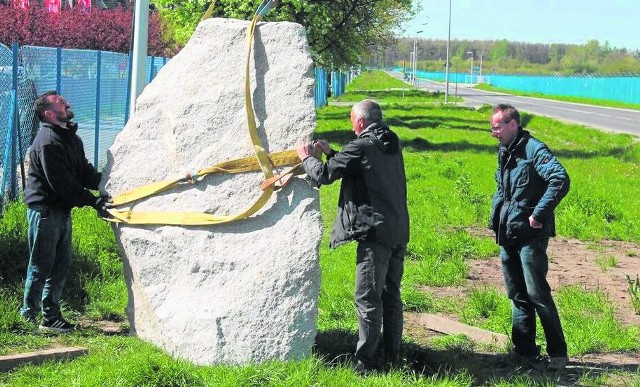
left=467, top=50, right=474, bottom=84
left=444, top=0, right=452, bottom=103
left=129, top=0, right=149, bottom=117
left=412, top=31, right=423, bottom=85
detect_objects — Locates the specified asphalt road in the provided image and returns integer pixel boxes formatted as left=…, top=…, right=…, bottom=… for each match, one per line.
left=389, top=71, right=640, bottom=138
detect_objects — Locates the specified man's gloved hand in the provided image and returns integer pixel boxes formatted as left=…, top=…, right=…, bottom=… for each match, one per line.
left=93, top=195, right=113, bottom=219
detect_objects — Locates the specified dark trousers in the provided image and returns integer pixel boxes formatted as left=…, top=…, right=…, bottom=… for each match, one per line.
left=354, top=241, right=405, bottom=368
left=21, top=206, right=72, bottom=321
left=500, top=236, right=567, bottom=357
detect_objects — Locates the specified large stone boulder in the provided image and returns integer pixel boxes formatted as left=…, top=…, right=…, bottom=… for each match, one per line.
left=102, top=18, right=322, bottom=365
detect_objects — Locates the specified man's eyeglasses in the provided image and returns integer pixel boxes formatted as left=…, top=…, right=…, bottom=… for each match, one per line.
left=491, top=119, right=511, bottom=133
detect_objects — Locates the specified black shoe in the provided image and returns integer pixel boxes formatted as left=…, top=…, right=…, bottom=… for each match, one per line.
left=547, top=356, right=569, bottom=371
left=507, top=347, right=547, bottom=368
left=351, top=359, right=376, bottom=376
left=39, top=317, right=77, bottom=333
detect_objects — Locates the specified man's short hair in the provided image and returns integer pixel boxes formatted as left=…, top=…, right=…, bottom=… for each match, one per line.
left=352, top=99, right=382, bottom=126
left=492, top=103, right=520, bottom=125
left=34, top=90, right=58, bottom=122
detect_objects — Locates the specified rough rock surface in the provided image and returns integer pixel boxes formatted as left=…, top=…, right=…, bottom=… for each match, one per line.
left=102, top=18, right=322, bottom=365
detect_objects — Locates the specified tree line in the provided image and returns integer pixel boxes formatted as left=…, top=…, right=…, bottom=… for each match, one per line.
left=378, top=38, right=640, bottom=75
left=1, top=0, right=416, bottom=70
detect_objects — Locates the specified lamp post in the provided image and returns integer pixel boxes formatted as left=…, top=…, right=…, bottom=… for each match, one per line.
left=409, top=51, right=414, bottom=82
left=444, top=0, right=452, bottom=103
left=412, top=30, right=423, bottom=85
left=467, top=50, right=473, bottom=84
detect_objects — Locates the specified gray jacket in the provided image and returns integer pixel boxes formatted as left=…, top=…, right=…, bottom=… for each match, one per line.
left=302, top=122, right=410, bottom=248
left=489, top=129, right=570, bottom=245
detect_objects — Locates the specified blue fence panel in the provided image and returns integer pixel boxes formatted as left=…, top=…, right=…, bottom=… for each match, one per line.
left=314, top=67, right=327, bottom=108
left=0, top=44, right=170, bottom=203
left=402, top=67, right=640, bottom=105
left=487, top=74, right=640, bottom=104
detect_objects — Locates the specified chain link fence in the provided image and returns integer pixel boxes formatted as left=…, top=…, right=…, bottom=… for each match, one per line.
left=1, top=43, right=352, bottom=206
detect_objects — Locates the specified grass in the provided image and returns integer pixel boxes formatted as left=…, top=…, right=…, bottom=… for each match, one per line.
left=594, top=254, right=617, bottom=272
left=474, top=83, right=640, bottom=111
left=628, top=275, right=640, bottom=315
left=1, top=70, right=639, bottom=385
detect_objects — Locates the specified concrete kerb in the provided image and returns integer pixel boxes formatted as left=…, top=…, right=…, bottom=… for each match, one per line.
left=0, top=347, right=88, bottom=373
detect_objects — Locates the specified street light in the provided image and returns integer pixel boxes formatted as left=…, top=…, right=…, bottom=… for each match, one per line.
left=467, top=50, right=474, bottom=84
left=444, top=0, right=452, bottom=103
left=412, top=30, right=423, bottom=85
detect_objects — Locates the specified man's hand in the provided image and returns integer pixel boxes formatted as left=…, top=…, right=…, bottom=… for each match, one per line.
left=529, top=215, right=543, bottom=229
left=296, top=142, right=321, bottom=161
left=93, top=195, right=113, bottom=219
left=313, top=139, right=332, bottom=155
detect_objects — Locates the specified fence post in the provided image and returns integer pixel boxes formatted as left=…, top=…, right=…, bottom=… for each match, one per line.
left=56, top=47, right=62, bottom=93
left=94, top=50, right=102, bottom=167
left=149, top=56, right=155, bottom=82
left=124, top=51, right=132, bottom=123
left=1, top=92, right=16, bottom=201
left=13, top=43, right=26, bottom=194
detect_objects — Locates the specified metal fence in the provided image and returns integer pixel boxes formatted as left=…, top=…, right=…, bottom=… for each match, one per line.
left=0, top=43, right=347, bottom=204
left=402, top=67, right=640, bottom=105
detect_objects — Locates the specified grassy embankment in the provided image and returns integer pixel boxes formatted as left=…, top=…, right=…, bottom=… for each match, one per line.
left=0, top=70, right=639, bottom=386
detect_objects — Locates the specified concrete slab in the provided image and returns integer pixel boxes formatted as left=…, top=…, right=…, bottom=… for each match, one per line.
left=0, top=347, right=88, bottom=372
left=416, top=313, right=509, bottom=346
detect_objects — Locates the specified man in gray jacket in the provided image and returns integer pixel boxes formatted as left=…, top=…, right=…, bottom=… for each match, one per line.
left=297, top=99, right=410, bottom=374
left=489, top=104, right=570, bottom=371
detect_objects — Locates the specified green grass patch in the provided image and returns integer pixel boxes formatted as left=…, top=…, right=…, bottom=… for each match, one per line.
left=338, top=69, right=461, bottom=104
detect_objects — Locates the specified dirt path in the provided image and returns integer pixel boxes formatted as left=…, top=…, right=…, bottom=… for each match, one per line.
left=403, top=232, right=640, bottom=383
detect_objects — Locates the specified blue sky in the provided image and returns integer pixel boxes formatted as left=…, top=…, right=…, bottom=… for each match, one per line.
left=400, top=0, right=640, bottom=51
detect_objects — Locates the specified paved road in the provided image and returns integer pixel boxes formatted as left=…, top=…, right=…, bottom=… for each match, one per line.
left=389, top=71, right=640, bottom=138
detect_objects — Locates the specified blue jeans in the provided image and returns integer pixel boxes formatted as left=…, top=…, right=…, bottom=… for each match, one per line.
left=354, top=242, right=405, bottom=368
left=20, top=205, right=72, bottom=321
left=500, top=237, right=567, bottom=357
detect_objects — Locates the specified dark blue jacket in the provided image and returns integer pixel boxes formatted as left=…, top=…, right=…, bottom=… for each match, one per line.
left=302, top=122, right=410, bottom=248
left=489, top=129, right=570, bottom=246
left=25, top=122, right=101, bottom=211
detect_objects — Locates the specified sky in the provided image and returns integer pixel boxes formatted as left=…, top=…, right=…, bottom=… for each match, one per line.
left=400, top=0, right=640, bottom=51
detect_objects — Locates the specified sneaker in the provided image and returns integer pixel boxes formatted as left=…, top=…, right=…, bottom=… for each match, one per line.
left=39, top=317, right=77, bottom=333
left=547, top=356, right=569, bottom=371
left=507, top=347, right=541, bottom=363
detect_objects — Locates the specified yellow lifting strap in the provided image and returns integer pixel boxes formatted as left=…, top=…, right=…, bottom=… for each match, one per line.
left=107, top=1, right=303, bottom=226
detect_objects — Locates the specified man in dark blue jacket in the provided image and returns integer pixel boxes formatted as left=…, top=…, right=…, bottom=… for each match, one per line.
left=21, top=91, right=110, bottom=333
left=297, top=99, right=409, bottom=374
left=489, top=104, right=570, bottom=371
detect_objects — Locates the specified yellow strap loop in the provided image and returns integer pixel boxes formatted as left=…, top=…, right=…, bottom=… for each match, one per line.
left=107, top=4, right=304, bottom=226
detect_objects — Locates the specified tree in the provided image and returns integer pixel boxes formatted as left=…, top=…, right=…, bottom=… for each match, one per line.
left=151, top=0, right=415, bottom=69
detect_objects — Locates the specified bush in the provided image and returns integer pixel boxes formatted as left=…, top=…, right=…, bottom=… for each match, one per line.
left=0, top=4, right=177, bottom=57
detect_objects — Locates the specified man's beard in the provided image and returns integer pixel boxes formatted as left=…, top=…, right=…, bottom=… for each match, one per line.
left=56, top=110, right=74, bottom=122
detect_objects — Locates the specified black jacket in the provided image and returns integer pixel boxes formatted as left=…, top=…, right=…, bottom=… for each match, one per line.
left=302, top=122, right=410, bottom=248
left=489, top=129, right=570, bottom=245
left=25, top=122, right=101, bottom=211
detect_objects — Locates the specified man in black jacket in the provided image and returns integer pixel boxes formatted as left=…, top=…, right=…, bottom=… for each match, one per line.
left=297, top=99, right=410, bottom=374
left=21, top=91, right=110, bottom=333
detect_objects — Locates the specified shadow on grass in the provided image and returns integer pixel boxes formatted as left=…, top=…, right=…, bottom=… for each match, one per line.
left=314, top=329, right=639, bottom=384
left=315, top=127, right=636, bottom=161
left=0, top=230, right=101, bottom=315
